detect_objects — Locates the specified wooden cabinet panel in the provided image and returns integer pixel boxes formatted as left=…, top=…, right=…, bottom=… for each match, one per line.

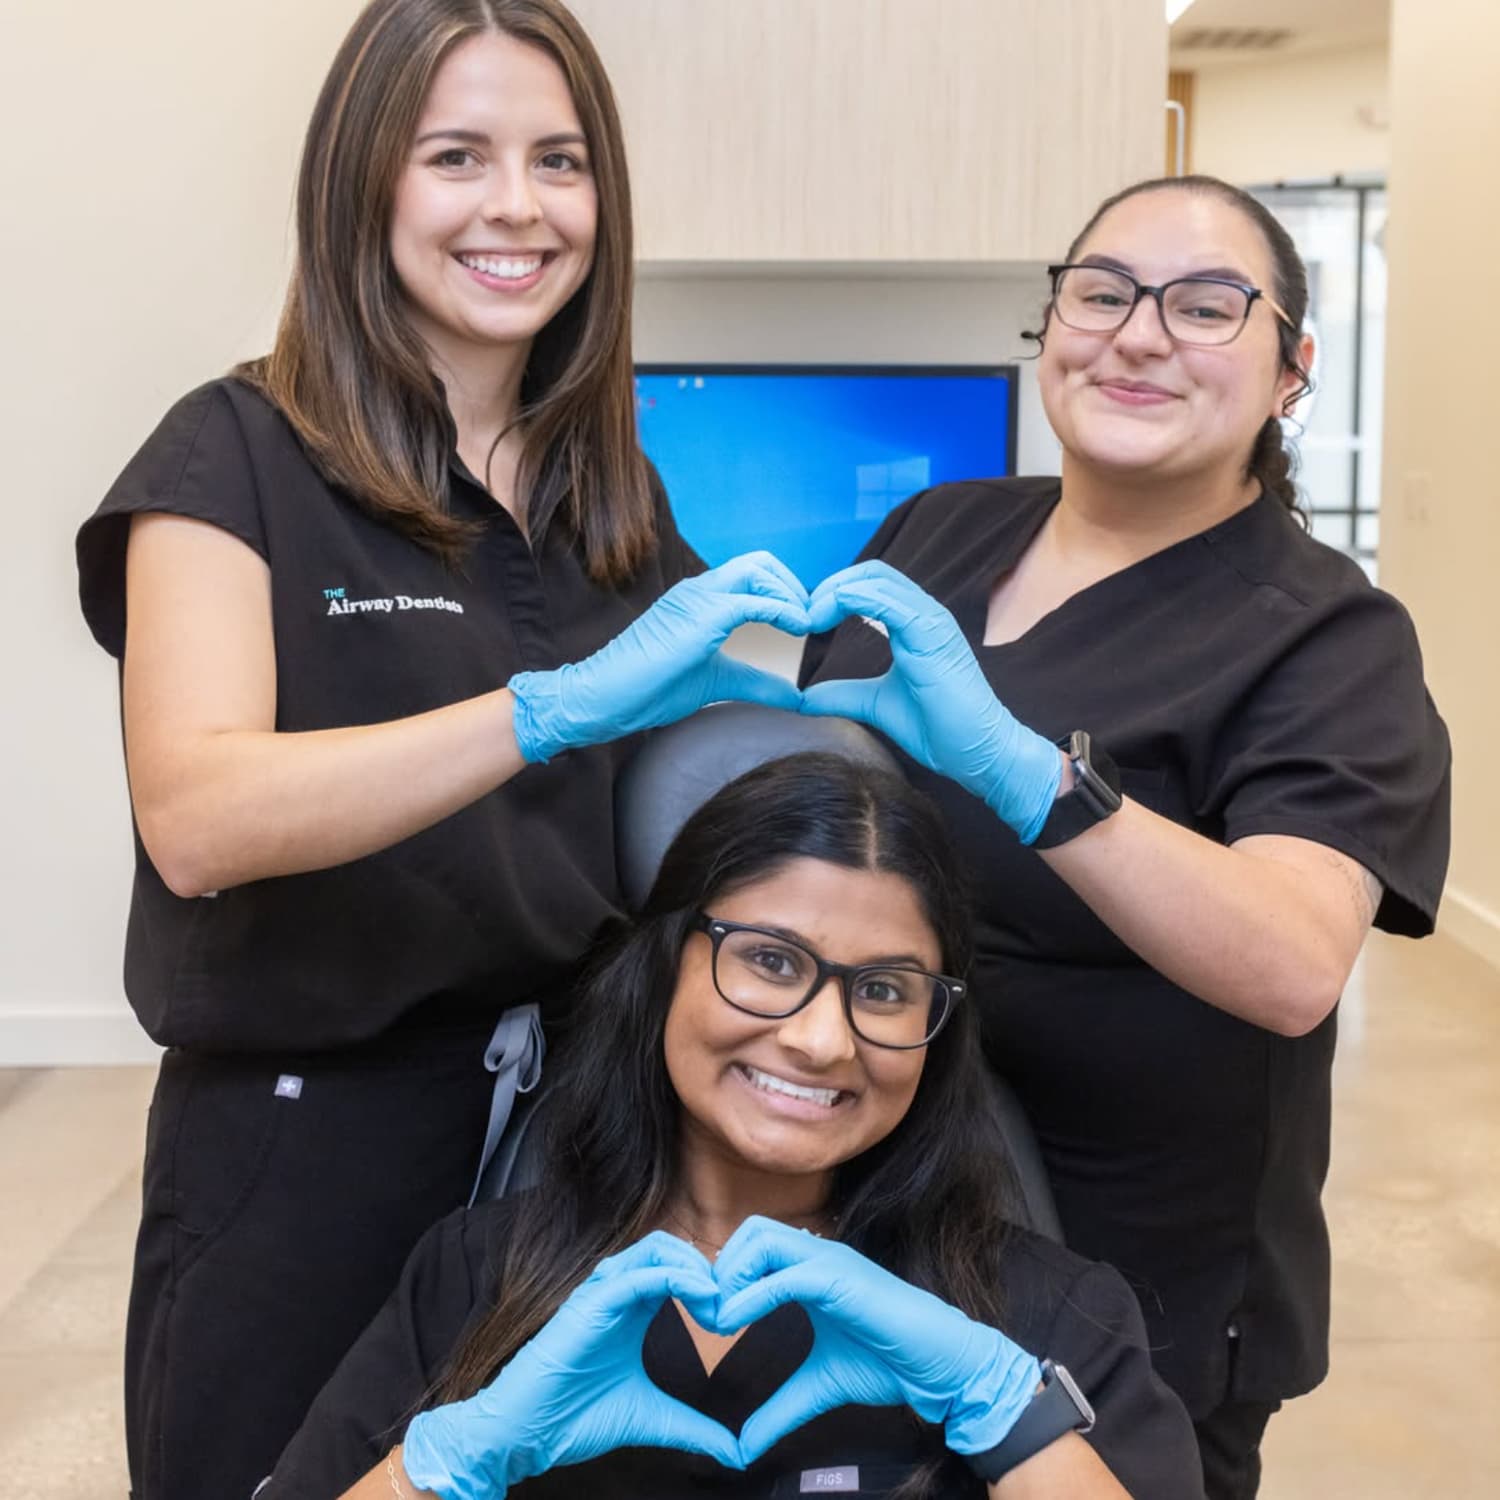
left=568, top=0, right=1166, bottom=263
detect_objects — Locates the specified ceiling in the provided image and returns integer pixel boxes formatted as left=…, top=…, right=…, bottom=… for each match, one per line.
left=1169, top=0, right=1390, bottom=70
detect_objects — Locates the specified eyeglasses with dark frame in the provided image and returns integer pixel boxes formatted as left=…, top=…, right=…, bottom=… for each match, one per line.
left=690, top=913, right=964, bottom=1051
left=1046, top=262, right=1294, bottom=347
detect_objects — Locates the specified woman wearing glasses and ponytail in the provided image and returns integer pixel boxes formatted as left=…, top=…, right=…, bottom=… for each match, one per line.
left=800, top=175, right=1451, bottom=1499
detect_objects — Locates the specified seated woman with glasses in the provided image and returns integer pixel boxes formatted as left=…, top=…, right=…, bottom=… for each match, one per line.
left=263, top=753, right=1204, bottom=1500
left=798, top=174, right=1450, bottom=1498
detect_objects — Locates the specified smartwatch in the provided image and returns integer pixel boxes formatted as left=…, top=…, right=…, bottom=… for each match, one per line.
left=964, top=1359, right=1096, bottom=1483
left=1031, top=731, right=1122, bottom=850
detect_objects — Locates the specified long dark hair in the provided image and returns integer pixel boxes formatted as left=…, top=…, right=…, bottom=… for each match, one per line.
left=1034, top=173, right=1313, bottom=517
left=436, top=753, right=1022, bottom=1405
left=238, top=0, right=655, bottom=584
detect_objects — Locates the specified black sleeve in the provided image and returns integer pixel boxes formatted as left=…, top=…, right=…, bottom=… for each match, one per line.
left=1037, top=1261, right=1206, bottom=1500
left=1209, top=589, right=1451, bottom=936
left=263, top=1209, right=489, bottom=1499
left=77, top=379, right=270, bottom=659
left=797, top=490, right=928, bottom=688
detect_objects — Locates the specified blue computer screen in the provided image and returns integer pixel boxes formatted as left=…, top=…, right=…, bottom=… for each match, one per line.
left=635, top=366, right=1015, bottom=589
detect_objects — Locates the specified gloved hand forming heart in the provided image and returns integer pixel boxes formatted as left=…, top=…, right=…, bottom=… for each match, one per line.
left=508, top=551, right=814, bottom=764
left=402, top=1232, right=742, bottom=1500
left=510, top=549, right=1060, bottom=850
left=801, top=561, right=1062, bottom=845
left=402, top=1220, right=1043, bottom=1499
left=709, top=1216, right=1042, bottom=1466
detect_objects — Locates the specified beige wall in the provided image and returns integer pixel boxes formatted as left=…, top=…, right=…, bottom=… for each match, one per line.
left=1380, top=0, right=1500, bottom=966
left=1190, top=42, right=1390, bottom=184
left=0, top=0, right=369, bottom=1063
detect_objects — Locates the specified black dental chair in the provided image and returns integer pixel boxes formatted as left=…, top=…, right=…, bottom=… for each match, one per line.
left=479, top=703, right=1064, bottom=1245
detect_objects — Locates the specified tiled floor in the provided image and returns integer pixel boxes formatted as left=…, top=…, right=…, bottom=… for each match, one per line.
left=2, top=928, right=1497, bottom=1498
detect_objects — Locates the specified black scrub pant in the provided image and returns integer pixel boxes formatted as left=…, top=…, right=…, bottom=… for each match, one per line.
left=1193, top=1396, right=1281, bottom=1500
left=125, top=1016, right=496, bottom=1500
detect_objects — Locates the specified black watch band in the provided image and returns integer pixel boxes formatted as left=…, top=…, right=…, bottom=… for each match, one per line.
left=1031, top=731, right=1123, bottom=850
left=964, top=1360, right=1096, bottom=1483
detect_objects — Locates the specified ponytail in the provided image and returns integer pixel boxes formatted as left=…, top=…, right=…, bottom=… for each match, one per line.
left=1247, top=417, right=1301, bottom=516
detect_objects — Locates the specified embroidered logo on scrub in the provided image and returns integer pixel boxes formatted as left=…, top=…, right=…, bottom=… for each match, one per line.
left=321, top=586, right=465, bottom=616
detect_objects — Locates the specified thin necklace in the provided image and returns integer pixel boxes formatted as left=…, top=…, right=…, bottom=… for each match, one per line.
left=663, top=1207, right=726, bottom=1253
left=662, top=1205, right=838, bottom=1253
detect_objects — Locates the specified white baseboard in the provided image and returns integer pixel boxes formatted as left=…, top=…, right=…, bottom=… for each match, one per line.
left=0, top=1007, right=162, bottom=1067
left=1439, top=885, right=1500, bottom=974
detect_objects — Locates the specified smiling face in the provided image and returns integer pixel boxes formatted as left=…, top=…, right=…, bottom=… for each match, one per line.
left=389, top=30, right=598, bottom=373
left=663, top=857, right=940, bottom=1194
left=1038, top=187, right=1306, bottom=494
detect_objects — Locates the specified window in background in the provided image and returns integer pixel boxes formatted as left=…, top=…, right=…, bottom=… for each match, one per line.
left=1252, top=182, right=1388, bottom=581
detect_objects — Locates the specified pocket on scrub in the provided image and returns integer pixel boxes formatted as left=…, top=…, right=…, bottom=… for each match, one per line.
left=164, top=1054, right=287, bottom=1260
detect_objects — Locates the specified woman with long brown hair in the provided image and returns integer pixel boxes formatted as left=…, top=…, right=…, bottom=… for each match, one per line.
left=75, top=4, right=803, bottom=1497
left=266, top=754, right=1204, bottom=1500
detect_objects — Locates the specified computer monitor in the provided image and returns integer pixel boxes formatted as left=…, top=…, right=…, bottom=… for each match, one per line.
left=634, top=363, right=1018, bottom=589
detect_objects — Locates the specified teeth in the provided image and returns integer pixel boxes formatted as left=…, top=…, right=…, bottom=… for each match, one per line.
left=741, top=1065, right=842, bottom=1108
left=458, top=253, right=543, bottom=280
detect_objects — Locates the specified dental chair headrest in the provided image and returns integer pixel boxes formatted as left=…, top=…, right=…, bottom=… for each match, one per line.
left=615, top=702, right=899, bottom=911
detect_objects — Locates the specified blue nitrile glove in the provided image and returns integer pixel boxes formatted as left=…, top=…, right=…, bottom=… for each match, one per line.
left=401, top=1233, right=741, bottom=1500
left=711, top=1217, right=1042, bottom=1466
left=801, top=561, right=1062, bottom=844
left=508, top=552, right=811, bottom=763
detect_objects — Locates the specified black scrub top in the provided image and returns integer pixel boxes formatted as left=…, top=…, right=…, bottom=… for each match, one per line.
left=265, top=1200, right=1205, bottom=1500
left=800, top=478, right=1451, bottom=1416
left=77, top=377, right=699, bottom=1053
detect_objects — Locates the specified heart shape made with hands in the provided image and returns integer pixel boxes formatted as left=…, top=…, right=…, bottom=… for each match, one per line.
left=726, top=556, right=992, bottom=746
left=701, top=557, right=947, bottom=735
left=736, top=558, right=1061, bottom=842
left=638, top=1214, right=1036, bottom=1471
left=405, top=1220, right=1038, bottom=1496
left=650, top=1219, right=914, bottom=1466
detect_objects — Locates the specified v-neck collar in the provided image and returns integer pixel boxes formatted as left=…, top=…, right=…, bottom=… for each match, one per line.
left=644, top=1300, right=813, bottom=1434
left=949, top=482, right=1058, bottom=646
left=956, top=484, right=1279, bottom=654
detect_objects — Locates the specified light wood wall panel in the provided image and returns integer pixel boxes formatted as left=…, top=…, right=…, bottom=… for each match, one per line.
left=569, top=0, right=1167, bottom=263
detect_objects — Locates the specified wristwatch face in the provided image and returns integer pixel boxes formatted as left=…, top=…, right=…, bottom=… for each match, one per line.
left=1066, top=731, right=1122, bottom=815
left=964, top=1360, right=1095, bottom=1481
left=1032, top=733, right=1121, bottom=848
left=1044, top=1359, right=1096, bottom=1433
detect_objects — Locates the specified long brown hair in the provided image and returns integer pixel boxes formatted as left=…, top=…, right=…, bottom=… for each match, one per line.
left=239, top=0, right=654, bottom=583
left=432, top=755, right=1020, bottom=1498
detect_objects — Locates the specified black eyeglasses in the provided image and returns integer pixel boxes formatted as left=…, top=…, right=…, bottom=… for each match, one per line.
left=691, top=913, right=964, bottom=1050
left=1047, top=262, right=1293, bottom=347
